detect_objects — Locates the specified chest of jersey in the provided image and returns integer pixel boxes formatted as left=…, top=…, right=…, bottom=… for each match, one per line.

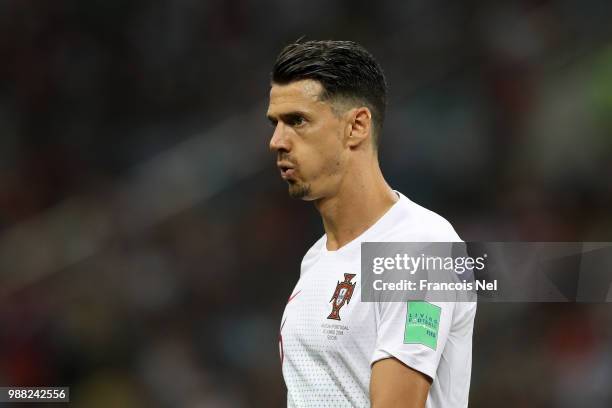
left=279, top=253, right=378, bottom=406
left=281, top=254, right=375, bottom=346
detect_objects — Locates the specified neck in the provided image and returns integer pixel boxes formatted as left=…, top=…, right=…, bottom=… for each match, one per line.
left=314, top=155, right=398, bottom=251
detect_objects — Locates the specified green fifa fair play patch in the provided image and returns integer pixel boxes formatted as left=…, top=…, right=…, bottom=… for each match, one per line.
left=404, top=301, right=441, bottom=350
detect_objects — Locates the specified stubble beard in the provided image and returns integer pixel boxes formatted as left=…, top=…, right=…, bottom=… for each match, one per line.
left=288, top=181, right=311, bottom=199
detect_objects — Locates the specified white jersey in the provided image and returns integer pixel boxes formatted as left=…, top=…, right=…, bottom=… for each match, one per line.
left=279, top=191, right=476, bottom=408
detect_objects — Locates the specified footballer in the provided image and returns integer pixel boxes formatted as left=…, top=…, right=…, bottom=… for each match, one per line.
left=268, top=40, right=476, bottom=408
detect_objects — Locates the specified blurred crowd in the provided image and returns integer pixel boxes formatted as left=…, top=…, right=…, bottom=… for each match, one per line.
left=1, top=0, right=611, bottom=407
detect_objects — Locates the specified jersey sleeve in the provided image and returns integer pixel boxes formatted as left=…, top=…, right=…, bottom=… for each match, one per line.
left=370, top=300, right=454, bottom=381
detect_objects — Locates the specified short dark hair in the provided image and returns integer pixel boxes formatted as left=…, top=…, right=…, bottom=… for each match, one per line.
left=271, top=40, right=387, bottom=147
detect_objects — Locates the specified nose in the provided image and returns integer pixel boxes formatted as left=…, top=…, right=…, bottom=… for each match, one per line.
left=269, top=122, right=291, bottom=153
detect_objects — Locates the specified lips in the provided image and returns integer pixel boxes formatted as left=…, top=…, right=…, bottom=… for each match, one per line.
left=281, top=168, right=296, bottom=179
left=277, top=162, right=296, bottom=179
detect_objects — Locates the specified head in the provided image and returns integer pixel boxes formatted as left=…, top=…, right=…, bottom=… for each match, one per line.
left=267, top=40, right=387, bottom=200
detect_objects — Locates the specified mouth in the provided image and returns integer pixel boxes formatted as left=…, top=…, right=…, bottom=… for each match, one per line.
left=277, top=162, right=296, bottom=180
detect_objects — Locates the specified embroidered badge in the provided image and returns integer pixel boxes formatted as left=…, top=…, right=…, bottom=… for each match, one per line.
left=327, top=273, right=356, bottom=321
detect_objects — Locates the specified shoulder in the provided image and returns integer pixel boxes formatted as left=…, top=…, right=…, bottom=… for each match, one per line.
left=385, top=192, right=461, bottom=242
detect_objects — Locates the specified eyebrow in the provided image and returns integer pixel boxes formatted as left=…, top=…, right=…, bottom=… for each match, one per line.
left=266, top=111, right=309, bottom=124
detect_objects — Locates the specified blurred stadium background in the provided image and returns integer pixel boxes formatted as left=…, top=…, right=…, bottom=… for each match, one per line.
left=1, top=0, right=612, bottom=407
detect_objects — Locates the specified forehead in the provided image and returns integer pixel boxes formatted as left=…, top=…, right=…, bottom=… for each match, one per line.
left=267, top=79, right=326, bottom=115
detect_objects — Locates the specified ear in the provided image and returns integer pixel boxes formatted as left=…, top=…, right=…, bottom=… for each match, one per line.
left=346, top=107, right=372, bottom=149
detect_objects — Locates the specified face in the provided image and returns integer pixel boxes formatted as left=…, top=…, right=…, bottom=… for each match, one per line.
left=267, top=79, right=349, bottom=200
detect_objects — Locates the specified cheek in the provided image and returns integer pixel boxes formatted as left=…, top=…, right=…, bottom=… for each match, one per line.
left=299, top=122, right=345, bottom=177
left=314, top=139, right=344, bottom=177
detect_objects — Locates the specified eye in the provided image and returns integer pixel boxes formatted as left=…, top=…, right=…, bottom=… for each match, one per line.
left=268, top=118, right=278, bottom=128
left=288, top=115, right=305, bottom=127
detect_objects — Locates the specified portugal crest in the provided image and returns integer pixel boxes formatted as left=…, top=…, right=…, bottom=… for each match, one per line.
left=327, top=273, right=356, bottom=321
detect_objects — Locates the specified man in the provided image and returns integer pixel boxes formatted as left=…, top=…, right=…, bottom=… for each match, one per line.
left=267, top=40, right=476, bottom=408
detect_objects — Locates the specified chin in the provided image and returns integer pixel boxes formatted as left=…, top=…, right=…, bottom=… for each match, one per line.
left=288, top=182, right=312, bottom=200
